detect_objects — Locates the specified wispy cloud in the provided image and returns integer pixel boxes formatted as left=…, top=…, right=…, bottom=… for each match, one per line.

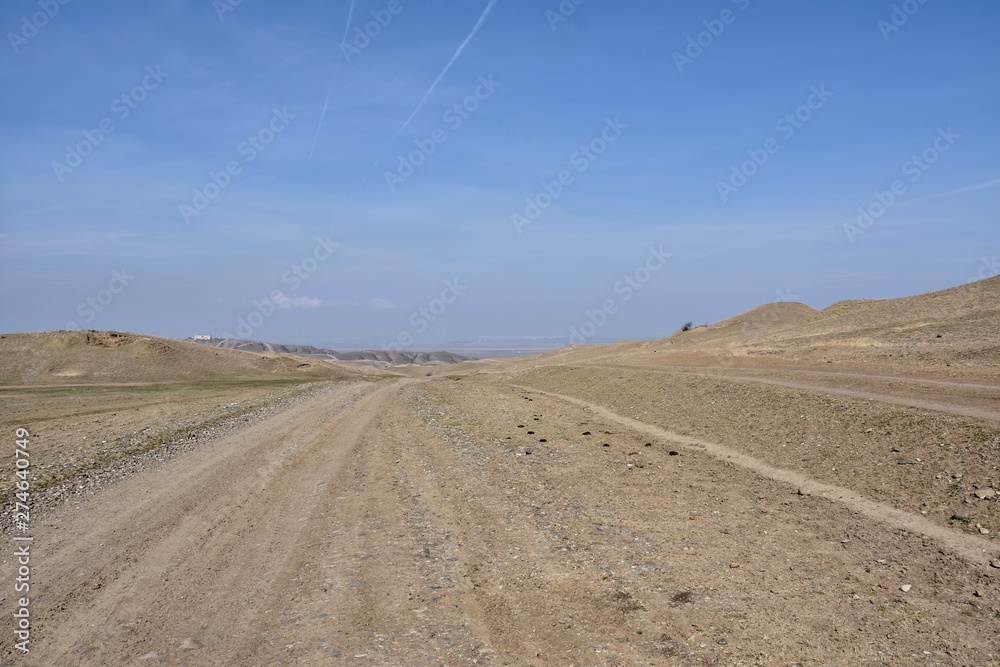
left=904, top=176, right=1000, bottom=206
left=371, top=297, right=399, bottom=309
left=273, top=292, right=323, bottom=309
left=938, top=176, right=1000, bottom=197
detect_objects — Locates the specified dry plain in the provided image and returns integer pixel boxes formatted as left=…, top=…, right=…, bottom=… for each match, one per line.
left=1, top=278, right=999, bottom=666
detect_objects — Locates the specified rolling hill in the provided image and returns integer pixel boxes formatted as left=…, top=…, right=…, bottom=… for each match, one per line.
left=0, top=330, right=378, bottom=386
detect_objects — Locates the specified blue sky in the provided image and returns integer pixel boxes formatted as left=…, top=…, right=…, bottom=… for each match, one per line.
left=1, top=0, right=998, bottom=349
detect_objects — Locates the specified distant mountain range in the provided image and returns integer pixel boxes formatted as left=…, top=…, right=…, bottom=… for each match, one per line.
left=187, top=337, right=475, bottom=366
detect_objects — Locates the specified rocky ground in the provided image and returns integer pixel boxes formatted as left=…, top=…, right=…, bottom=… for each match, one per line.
left=1, top=362, right=998, bottom=665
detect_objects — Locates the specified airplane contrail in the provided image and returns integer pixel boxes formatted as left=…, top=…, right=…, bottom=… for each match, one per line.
left=308, top=80, right=335, bottom=160
left=393, top=0, right=500, bottom=139
left=323, top=0, right=500, bottom=223
left=341, top=0, right=357, bottom=46
left=309, top=0, right=358, bottom=160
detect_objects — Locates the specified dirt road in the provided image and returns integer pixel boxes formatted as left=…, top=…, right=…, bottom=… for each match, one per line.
left=3, top=375, right=999, bottom=665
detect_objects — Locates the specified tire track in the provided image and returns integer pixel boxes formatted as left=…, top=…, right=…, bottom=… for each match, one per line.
left=584, top=364, right=1000, bottom=422
left=511, top=384, right=997, bottom=567
left=6, top=381, right=393, bottom=666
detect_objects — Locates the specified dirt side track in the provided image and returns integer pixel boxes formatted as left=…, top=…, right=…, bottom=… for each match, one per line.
left=2, top=377, right=999, bottom=665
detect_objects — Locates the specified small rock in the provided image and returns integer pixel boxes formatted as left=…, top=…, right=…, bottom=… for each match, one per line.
left=891, top=447, right=901, bottom=453
left=979, top=527, right=990, bottom=535
left=729, top=562, right=740, bottom=569
left=139, top=652, right=159, bottom=661
left=524, top=448, right=533, bottom=455
left=897, top=458, right=918, bottom=465
left=974, top=488, right=996, bottom=500
left=974, top=590, right=983, bottom=598
left=952, top=511, right=971, bottom=521
left=668, top=451, right=680, bottom=456
left=717, top=638, right=728, bottom=645
left=900, top=584, right=912, bottom=593
left=180, top=637, right=201, bottom=650
left=797, top=488, right=810, bottom=496
left=990, top=560, right=1000, bottom=569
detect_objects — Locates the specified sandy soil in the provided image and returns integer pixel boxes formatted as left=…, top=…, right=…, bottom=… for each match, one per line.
left=2, top=364, right=999, bottom=666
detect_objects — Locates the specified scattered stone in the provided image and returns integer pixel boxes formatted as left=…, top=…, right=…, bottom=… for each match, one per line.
left=900, top=584, right=912, bottom=593
left=979, top=527, right=990, bottom=535
left=891, top=447, right=901, bottom=453
left=717, top=638, right=728, bottom=645
left=645, top=442, right=652, bottom=447
left=897, top=458, right=919, bottom=465
left=974, top=590, right=984, bottom=598
left=602, top=443, right=611, bottom=447
left=668, top=451, right=680, bottom=456
left=729, top=562, right=740, bottom=569
left=952, top=511, right=971, bottom=522
left=538, top=439, right=547, bottom=443
left=139, top=652, right=159, bottom=661
left=527, top=431, right=535, bottom=435
left=797, top=488, right=810, bottom=496
left=990, top=560, right=1000, bottom=569
left=582, top=431, right=591, bottom=435
left=180, top=637, right=201, bottom=650
left=974, top=488, right=996, bottom=500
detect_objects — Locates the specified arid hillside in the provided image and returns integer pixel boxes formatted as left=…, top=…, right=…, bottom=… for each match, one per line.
left=0, top=330, right=379, bottom=386
left=520, top=276, right=1000, bottom=374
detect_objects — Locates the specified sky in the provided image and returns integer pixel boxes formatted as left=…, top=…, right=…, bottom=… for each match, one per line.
left=1, top=0, right=998, bottom=349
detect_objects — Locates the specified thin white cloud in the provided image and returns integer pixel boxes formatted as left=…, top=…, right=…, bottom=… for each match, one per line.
left=938, top=176, right=1000, bottom=197
left=903, top=176, right=1000, bottom=207
left=272, top=292, right=323, bottom=309
left=371, top=297, right=398, bottom=309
